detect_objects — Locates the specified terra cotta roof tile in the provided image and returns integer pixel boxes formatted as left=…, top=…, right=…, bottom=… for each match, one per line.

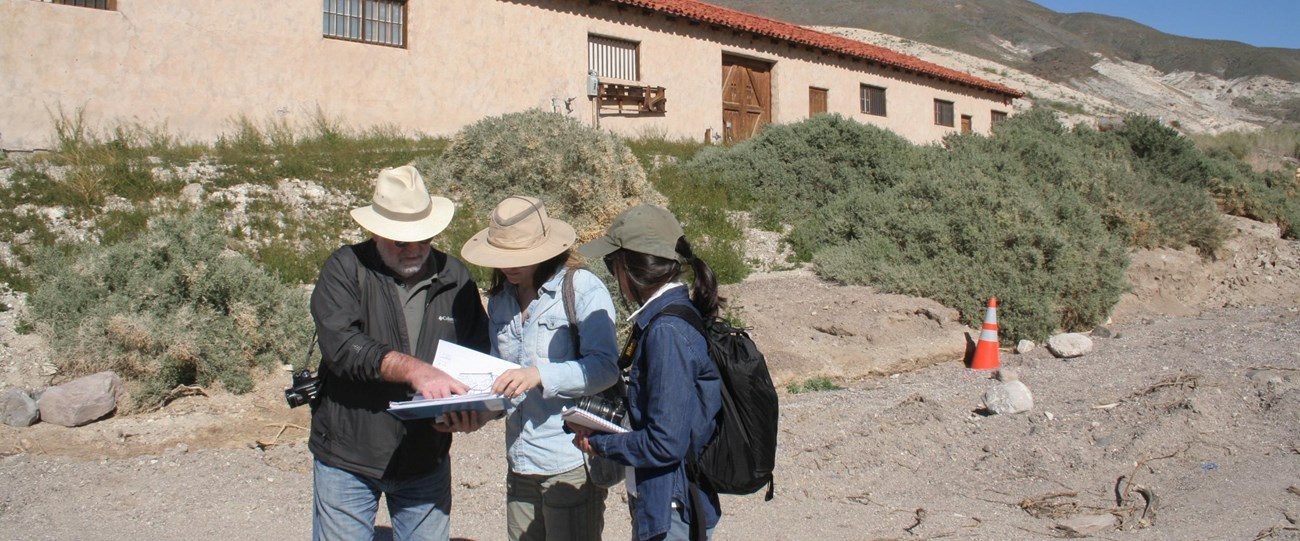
left=605, top=0, right=1023, bottom=98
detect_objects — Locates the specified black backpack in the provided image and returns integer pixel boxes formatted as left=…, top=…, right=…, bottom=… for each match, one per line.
left=651, top=304, right=779, bottom=500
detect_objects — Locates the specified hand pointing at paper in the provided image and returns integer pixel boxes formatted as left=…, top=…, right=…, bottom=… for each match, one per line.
left=492, top=367, right=542, bottom=399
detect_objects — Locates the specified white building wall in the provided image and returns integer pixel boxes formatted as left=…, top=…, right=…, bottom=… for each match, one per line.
left=0, top=0, right=1014, bottom=150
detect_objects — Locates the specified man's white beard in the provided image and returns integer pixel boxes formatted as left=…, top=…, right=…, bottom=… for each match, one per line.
left=380, top=249, right=425, bottom=278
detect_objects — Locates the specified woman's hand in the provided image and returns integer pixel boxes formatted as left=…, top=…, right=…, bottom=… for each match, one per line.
left=433, top=410, right=494, bottom=433
left=570, top=425, right=595, bottom=455
left=492, top=367, right=542, bottom=399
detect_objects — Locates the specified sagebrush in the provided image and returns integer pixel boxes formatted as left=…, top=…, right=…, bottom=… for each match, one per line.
left=25, top=212, right=313, bottom=410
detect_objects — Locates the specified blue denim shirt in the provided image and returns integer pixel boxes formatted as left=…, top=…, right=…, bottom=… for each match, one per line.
left=488, top=267, right=620, bottom=475
left=589, top=285, right=722, bottom=541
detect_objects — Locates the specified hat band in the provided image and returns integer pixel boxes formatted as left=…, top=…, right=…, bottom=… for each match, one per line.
left=373, top=201, right=432, bottom=224
left=486, top=196, right=550, bottom=251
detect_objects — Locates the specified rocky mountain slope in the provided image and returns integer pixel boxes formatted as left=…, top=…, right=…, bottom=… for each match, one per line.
left=709, top=0, right=1300, bottom=134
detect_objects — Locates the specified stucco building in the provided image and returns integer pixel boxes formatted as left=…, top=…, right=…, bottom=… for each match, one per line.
left=1, top=0, right=1021, bottom=150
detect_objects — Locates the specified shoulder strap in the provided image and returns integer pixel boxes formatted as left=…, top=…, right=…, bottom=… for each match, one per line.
left=655, top=303, right=705, bottom=335
left=616, top=302, right=705, bottom=370
left=562, top=268, right=581, bottom=352
left=306, top=252, right=370, bottom=372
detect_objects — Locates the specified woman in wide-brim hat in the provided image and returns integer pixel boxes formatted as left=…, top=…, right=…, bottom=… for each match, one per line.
left=460, top=195, right=620, bottom=541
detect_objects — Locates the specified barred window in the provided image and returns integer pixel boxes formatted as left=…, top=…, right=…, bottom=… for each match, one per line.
left=934, top=99, right=955, bottom=127
left=860, top=84, right=886, bottom=116
left=49, top=0, right=115, bottom=9
left=589, top=35, right=639, bottom=81
left=991, top=110, right=1008, bottom=124
left=323, top=0, right=406, bottom=48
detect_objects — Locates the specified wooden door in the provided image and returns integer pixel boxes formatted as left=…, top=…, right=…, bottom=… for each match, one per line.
left=722, top=56, right=772, bottom=144
left=809, top=87, right=828, bottom=117
left=961, top=115, right=973, bottom=134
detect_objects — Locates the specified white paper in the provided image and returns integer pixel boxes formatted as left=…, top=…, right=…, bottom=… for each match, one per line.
left=431, top=339, right=519, bottom=393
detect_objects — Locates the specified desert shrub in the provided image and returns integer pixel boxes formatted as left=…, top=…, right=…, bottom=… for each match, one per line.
left=683, top=109, right=1132, bottom=340
left=414, top=109, right=665, bottom=243
left=1114, top=115, right=1299, bottom=239
left=975, top=110, right=1228, bottom=253
left=786, top=376, right=841, bottom=394
left=686, top=114, right=918, bottom=231
left=25, top=211, right=312, bottom=410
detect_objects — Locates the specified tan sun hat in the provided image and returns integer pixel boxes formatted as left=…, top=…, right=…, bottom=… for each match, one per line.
left=349, top=165, right=455, bottom=242
left=461, top=196, right=577, bottom=269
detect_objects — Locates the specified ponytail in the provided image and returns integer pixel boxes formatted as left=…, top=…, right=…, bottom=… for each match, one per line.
left=617, top=236, right=724, bottom=319
left=675, top=237, right=722, bottom=320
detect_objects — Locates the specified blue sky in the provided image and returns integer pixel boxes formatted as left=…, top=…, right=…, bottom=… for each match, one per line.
left=1031, top=0, right=1300, bottom=49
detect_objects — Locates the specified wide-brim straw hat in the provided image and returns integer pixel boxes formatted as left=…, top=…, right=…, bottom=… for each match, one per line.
left=461, top=196, right=577, bottom=269
left=350, top=165, right=455, bottom=242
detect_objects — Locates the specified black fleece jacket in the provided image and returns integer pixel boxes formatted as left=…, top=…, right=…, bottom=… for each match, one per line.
left=308, top=240, right=489, bottom=479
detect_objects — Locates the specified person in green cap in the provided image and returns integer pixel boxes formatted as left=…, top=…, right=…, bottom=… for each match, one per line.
left=570, top=204, right=724, bottom=541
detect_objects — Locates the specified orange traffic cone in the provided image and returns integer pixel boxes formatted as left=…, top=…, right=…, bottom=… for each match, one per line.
left=971, top=297, right=1000, bottom=370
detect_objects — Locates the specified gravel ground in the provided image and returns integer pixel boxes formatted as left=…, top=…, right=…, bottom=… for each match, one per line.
left=2, top=304, right=1298, bottom=540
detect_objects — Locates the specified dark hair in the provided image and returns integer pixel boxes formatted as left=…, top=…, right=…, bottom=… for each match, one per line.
left=614, top=236, right=721, bottom=319
left=487, top=249, right=577, bottom=296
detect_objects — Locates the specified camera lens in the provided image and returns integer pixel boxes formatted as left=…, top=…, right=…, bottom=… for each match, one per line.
left=577, top=396, right=625, bottom=426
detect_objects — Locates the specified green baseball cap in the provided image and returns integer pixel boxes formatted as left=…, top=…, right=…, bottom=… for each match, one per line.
left=579, top=204, right=684, bottom=262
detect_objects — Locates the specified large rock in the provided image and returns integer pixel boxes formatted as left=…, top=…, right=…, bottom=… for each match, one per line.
left=982, top=380, right=1034, bottom=415
left=1047, top=333, right=1094, bottom=358
left=2, top=387, right=40, bottom=427
left=36, top=371, right=122, bottom=427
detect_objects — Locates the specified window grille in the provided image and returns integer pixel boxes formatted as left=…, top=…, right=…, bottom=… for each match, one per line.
left=49, top=0, right=114, bottom=9
left=323, top=0, right=405, bottom=47
left=934, top=99, right=955, bottom=127
left=589, top=35, right=639, bottom=81
left=860, top=85, right=886, bottom=116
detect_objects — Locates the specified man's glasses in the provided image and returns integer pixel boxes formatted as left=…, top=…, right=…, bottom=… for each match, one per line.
left=392, top=237, right=433, bottom=249
left=603, top=254, right=617, bottom=275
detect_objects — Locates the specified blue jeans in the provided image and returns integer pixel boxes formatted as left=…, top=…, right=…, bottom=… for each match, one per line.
left=629, top=497, right=714, bottom=541
left=312, top=458, right=452, bottom=541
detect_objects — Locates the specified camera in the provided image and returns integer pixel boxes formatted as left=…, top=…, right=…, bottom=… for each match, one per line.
left=284, top=369, right=320, bottom=408
left=575, top=395, right=627, bottom=427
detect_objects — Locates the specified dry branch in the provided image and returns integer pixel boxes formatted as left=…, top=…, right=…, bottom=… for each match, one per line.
left=156, top=384, right=208, bottom=409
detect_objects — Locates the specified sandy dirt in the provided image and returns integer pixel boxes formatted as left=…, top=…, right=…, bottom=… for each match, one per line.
left=1, top=211, right=1298, bottom=540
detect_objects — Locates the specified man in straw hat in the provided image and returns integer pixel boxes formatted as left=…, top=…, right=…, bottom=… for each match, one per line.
left=308, top=165, right=490, bottom=541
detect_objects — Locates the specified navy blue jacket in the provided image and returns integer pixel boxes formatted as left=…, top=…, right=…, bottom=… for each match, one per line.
left=589, top=286, right=722, bottom=540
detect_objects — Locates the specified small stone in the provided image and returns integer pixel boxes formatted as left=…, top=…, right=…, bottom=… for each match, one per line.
left=1047, top=333, right=1094, bottom=358
left=2, top=388, right=40, bottom=427
left=1055, top=513, right=1117, bottom=536
left=1015, top=339, right=1036, bottom=354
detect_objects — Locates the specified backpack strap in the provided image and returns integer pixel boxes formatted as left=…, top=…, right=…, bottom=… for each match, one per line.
left=615, top=302, right=701, bottom=371
left=562, top=268, right=581, bottom=352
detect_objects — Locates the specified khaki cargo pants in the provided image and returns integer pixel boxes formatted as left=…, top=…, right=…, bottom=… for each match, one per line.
left=506, top=465, right=609, bottom=541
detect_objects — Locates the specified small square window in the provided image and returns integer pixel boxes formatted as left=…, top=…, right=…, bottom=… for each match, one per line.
left=860, top=85, right=886, bottom=116
left=934, top=99, right=955, bottom=127
left=991, top=110, right=1008, bottom=124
